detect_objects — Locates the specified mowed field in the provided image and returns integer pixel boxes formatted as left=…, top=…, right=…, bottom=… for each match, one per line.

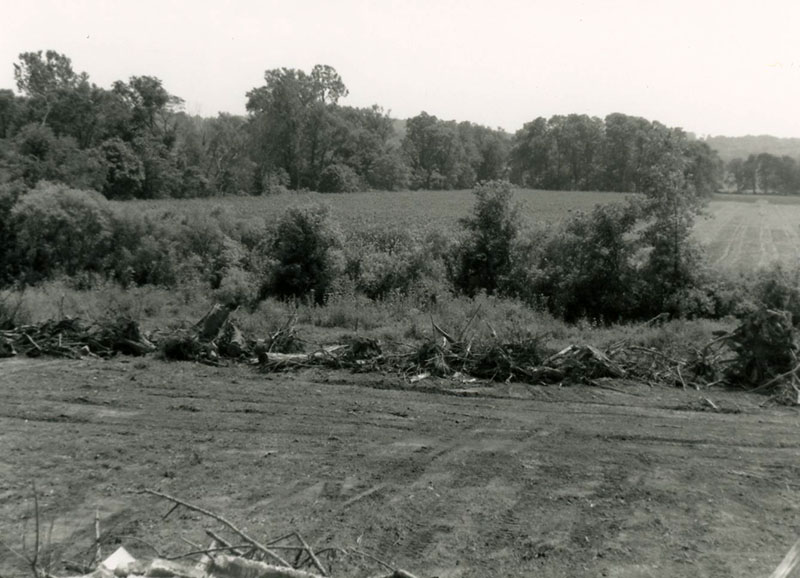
left=125, top=189, right=800, bottom=272
left=696, top=195, right=800, bottom=271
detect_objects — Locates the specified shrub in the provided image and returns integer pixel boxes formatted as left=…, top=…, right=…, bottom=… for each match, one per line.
left=366, top=150, right=410, bottom=191
left=317, top=163, right=363, bottom=193
left=100, top=137, right=144, bottom=199
left=0, top=180, right=26, bottom=284
left=261, top=204, right=342, bottom=304
left=13, top=124, right=108, bottom=191
left=452, top=180, right=521, bottom=296
left=104, top=212, right=179, bottom=287
left=10, top=182, right=114, bottom=283
left=748, top=263, right=800, bottom=325
left=261, top=168, right=291, bottom=195
left=214, top=267, right=258, bottom=308
left=534, top=203, right=642, bottom=322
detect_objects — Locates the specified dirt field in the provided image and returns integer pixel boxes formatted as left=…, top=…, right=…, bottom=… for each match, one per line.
left=697, top=198, right=800, bottom=271
left=2, top=358, right=800, bottom=577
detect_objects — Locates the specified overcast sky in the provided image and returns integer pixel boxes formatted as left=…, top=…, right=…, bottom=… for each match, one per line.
left=3, top=0, right=800, bottom=137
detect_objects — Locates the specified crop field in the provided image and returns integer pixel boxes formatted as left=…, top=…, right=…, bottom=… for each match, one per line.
left=696, top=196, right=800, bottom=271
left=123, top=189, right=631, bottom=236
left=126, top=190, right=800, bottom=272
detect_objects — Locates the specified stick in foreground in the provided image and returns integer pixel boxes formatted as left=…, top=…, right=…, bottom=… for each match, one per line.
left=141, top=489, right=292, bottom=568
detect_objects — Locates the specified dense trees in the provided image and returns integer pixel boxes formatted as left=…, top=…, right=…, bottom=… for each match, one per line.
left=0, top=50, right=731, bottom=200
left=725, top=153, right=800, bottom=194
left=509, top=113, right=723, bottom=195
left=402, top=114, right=509, bottom=190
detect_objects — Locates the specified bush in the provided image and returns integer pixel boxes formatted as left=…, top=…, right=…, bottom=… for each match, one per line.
left=748, top=264, right=800, bottom=325
left=12, top=124, right=108, bottom=191
left=534, top=203, right=642, bottom=322
left=452, top=180, right=521, bottom=296
left=0, top=180, right=26, bottom=284
left=214, top=267, right=258, bottom=308
left=366, top=150, right=410, bottom=191
left=318, top=163, right=363, bottom=193
left=261, top=168, right=291, bottom=195
left=10, top=182, right=114, bottom=283
left=100, top=138, right=144, bottom=199
left=104, top=211, right=179, bottom=287
left=261, top=204, right=342, bottom=304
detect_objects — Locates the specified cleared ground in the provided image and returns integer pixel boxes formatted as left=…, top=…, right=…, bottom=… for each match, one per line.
left=2, top=358, right=800, bottom=577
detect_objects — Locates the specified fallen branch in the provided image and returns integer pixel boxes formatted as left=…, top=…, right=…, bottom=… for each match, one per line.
left=142, top=489, right=292, bottom=568
left=294, top=533, right=328, bottom=577
left=205, top=529, right=244, bottom=556
left=769, top=537, right=800, bottom=578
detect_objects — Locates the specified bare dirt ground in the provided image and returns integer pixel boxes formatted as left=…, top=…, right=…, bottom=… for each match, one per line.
left=2, top=358, right=800, bottom=578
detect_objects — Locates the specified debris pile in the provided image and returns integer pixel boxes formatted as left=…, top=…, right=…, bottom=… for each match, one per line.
left=0, top=317, right=155, bottom=359
left=161, top=306, right=303, bottom=365
left=55, top=490, right=419, bottom=578
left=4, top=303, right=800, bottom=403
left=700, top=308, right=800, bottom=404
left=258, top=337, right=383, bottom=372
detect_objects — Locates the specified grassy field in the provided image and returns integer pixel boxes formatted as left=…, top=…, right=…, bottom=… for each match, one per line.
left=122, top=189, right=631, bottom=235
left=123, top=189, right=800, bottom=272
left=697, top=195, right=800, bottom=271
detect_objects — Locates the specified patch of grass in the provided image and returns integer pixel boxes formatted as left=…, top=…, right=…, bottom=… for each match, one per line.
left=3, top=280, right=212, bottom=331
left=1, top=283, right=735, bottom=363
left=119, top=189, right=631, bottom=238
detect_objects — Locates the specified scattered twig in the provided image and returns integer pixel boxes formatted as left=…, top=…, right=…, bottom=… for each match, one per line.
left=94, top=509, right=101, bottom=565
left=456, top=304, right=482, bottom=343
left=161, top=502, right=181, bottom=520
left=31, top=482, right=40, bottom=577
left=769, top=537, right=800, bottom=578
left=165, top=544, right=251, bottom=561
left=126, top=537, right=163, bottom=558
left=295, top=533, right=328, bottom=577
left=142, top=489, right=292, bottom=568
left=349, top=549, right=395, bottom=572
left=676, top=365, right=688, bottom=389
left=751, top=363, right=800, bottom=393
left=204, top=530, right=244, bottom=556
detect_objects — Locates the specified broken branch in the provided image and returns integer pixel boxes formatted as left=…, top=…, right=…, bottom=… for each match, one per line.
left=142, top=489, right=292, bottom=568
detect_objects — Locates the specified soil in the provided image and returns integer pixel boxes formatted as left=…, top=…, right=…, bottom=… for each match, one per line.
left=2, top=357, right=800, bottom=577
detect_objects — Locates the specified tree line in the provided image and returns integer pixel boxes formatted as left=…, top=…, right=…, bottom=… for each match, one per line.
left=725, top=153, right=800, bottom=194
left=0, top=50, right=724, bottom=198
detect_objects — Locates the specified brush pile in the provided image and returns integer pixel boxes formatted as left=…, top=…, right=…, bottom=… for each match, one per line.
left=0, top=316, right=155, bottom=359
left=3, top=303, right=800, bottom=403
left=700, top=308, right=800, bottom=404
left=58, top=489, right=419, bottom=578
left=160, top=305, right=303, bottom=365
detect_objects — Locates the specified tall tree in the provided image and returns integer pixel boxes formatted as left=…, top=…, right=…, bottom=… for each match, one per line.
left=112, top=76, right=184, bottom=142
left=402, top=112, right=473, bottom=189
left=13, top=50, right=81, bottom=127
left=246, top=65, right=348, bottom=190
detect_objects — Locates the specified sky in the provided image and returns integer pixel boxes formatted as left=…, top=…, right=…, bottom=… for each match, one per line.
left=3, top=0, right=800, bottom=138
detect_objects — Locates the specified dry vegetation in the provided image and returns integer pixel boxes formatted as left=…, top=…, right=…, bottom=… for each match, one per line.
left=4, top=189, right=800, bottom=578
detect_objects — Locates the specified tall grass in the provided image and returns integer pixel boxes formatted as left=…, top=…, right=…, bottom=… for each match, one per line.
left=1, top=281, right=734, bottom=360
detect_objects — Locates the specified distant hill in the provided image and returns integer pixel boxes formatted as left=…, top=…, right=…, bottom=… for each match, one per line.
left=702, top=135, right=800, bottom=163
